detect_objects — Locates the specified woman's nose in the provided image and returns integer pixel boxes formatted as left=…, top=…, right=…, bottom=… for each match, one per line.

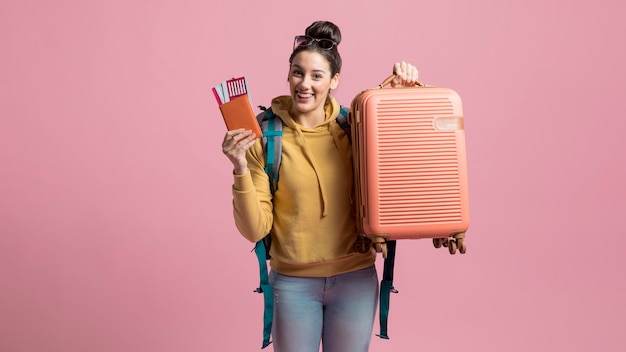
left=299, top=75, right=312, bottom=88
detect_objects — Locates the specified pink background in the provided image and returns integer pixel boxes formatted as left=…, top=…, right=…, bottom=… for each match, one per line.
left=1, top=0, right=625, bottom=351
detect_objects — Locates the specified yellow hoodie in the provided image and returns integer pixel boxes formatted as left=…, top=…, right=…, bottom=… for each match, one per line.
left=231, top=95, right=375, bottom=277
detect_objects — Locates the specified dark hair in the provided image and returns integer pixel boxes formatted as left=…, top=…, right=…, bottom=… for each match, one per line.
left=289, top=21, right=342, bottom=75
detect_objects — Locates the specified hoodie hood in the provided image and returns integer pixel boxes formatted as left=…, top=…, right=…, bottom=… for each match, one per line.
left=270, top=95, right=341, bottom=129
left=269, top=95, right=350, bottom=217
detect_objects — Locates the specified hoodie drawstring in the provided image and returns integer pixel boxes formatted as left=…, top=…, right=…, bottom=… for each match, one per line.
left=295, top=128, right=330, bottom=216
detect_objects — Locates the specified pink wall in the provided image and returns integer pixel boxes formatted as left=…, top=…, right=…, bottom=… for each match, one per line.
left=1, top=0, right=625, bottom=351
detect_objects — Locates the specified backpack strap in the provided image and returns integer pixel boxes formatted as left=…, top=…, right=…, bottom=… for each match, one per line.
left=253, top=241, right=273, bottom=348
left=257, top=107, right=283, bottom=195
left=253, top=105, right=282, bottom=349
left=336, top=106, right=351, bottom=142
left=376, top=240, right=398, bottom=339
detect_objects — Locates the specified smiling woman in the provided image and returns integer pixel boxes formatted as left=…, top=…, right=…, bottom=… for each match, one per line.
left=288, top=51, right=340, bottom=127
left=220, top=20, right=419, bottom=352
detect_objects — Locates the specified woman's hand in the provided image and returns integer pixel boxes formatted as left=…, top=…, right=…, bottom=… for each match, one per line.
left=391, top=61, right=419, bottom=88
left=222, top=129, right=257, bottom=175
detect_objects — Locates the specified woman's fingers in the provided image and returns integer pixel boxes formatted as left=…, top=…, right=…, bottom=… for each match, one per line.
left=222, top=129, right=257, bottom=156
left=391, top=61, right=419, bottom=87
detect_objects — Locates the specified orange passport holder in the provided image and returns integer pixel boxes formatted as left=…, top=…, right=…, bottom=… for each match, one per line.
left=218, top=94, right=262, bottom=138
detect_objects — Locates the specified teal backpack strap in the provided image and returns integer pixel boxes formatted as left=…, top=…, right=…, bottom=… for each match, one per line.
left=253, top=105, right=284, bottom=348
left=257, top=107, right=283, bottom=194
left=377, top=240, right=398, bottom=340
left=253, top=241, right=273, bottom=348
left=336, top=106, right=351, bottom=142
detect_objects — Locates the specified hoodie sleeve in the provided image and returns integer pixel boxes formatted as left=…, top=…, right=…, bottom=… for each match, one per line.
left=231, top=140, right=274, bottom=243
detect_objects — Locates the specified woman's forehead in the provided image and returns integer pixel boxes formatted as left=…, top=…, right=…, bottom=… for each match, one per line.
left=290, top=51, right=331, bottom=72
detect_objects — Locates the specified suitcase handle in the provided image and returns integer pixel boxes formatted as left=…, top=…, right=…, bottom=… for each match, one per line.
left=378, top=74, right=425, bottom=88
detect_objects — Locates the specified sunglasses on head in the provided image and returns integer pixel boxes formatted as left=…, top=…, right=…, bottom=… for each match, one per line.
left=293, top=35, right=337, bottom=50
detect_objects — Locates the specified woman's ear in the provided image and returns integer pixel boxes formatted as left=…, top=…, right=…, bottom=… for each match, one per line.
left=330, top=73, right=340, bottom=90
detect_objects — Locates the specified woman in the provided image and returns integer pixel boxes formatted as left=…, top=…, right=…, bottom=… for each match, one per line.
left=222, top=21, right=419, bottom=352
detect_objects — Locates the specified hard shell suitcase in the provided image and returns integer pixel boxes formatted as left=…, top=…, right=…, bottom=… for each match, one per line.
left=349, top=75, right=470, bottom=256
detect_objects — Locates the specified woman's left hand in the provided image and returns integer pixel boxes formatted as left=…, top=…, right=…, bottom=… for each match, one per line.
left=391, top=61, right=419, bottom=88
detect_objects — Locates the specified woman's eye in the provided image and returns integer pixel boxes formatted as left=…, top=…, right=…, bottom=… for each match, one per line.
left=292, top=70, right=303, bottom=76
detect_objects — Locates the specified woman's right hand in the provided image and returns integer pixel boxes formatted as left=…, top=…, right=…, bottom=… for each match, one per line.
left=222, top=129, right=258, bottom=175
left=391, top=61, right=419, bottom=87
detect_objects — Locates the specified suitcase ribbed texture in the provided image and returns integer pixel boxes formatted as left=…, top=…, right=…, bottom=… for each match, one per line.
left=375, top=97, right=463, bottom=226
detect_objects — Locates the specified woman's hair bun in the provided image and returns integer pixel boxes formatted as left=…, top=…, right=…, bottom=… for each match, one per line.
left=305, top=21, right=341, bottom=46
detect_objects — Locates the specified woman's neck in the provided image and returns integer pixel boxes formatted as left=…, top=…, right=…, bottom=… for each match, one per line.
left=290, top=108, right=326, bottom=128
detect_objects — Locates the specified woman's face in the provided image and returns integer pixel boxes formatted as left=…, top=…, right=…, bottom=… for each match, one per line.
left=288, top=50, right=339, bottom=117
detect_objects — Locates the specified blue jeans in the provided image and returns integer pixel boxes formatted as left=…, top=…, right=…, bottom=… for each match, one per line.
left=268, top=266, right=379, bottom=352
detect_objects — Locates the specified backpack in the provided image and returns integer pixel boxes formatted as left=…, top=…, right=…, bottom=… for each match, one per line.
left=251, top=105, right=397, bottom=348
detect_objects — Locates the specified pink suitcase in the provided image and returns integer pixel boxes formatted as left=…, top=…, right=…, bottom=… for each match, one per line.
left=349, top=76, right=470, bottom=256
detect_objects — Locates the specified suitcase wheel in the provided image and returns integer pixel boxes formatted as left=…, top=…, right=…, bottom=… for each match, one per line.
left=434, top=233, right=467, bottom=255
left=448, top=240, right=457, bottom=255
left=447, top=233, right=467, bottom=255
left=454, top=232, right=467, bottom=255
left=374, top=242, right=388, bottom=258
left=372, top=237, right=388, bottom=258
left=457, top=238, right=467, bottom=254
